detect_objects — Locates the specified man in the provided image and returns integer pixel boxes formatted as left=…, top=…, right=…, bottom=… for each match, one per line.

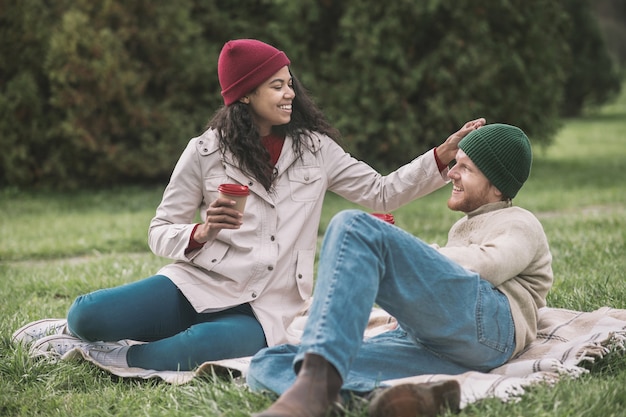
left=248, top=124, right=553, bottom=417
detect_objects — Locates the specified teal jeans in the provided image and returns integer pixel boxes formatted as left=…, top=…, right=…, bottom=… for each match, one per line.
left=67, top=274, right=266, bottom=371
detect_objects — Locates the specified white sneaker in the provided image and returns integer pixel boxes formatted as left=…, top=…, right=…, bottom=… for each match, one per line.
left=86, top=340, right=130, bottom=367
left=29, top=334, right=86, bottom=358
left=30, top=334, right=130, bottom=367
left=12, top=318, right=69, bottom=346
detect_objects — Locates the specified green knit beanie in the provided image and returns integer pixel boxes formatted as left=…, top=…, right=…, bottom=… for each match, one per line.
left=458, top=123, right=532, bottom=198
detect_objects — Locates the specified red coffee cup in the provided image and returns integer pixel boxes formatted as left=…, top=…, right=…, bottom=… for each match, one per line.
left=218, top=184, right=250, bottom=213
left=371, top=213, right=395, bottom=224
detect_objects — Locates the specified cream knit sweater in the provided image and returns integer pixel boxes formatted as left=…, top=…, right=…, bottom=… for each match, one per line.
left=435, top=201, right=553, bottom=356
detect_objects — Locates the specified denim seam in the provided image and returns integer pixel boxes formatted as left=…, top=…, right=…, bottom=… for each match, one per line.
left=305, top=213, right=364, bottom=378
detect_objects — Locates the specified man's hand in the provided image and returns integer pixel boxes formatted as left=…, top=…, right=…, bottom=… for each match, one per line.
left=436, top=118, right=486, bottom=166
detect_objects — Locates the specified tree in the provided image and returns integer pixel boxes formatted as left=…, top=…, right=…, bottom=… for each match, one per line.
left=561, top=0, right=622, bottom=117
left=0, top=0, right=618, bottom=188
left=274, top=0, right=571, bottom=169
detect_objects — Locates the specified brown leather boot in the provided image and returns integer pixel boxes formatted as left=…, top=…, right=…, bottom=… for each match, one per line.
left=254, top=353, right=343, bottom=417
left=368, top=380, right=461, bottom=417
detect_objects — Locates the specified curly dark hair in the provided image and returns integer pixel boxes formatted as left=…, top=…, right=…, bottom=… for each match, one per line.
left=207, top=72, right=341, bottom=191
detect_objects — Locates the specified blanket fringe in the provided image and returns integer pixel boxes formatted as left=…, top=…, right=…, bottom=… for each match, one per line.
left=577, top=332, right=626, bottom=365
left=607, top=332, right=626, bottom=352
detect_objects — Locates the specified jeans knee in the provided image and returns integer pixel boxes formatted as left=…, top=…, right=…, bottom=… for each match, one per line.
left=327, top=210, right=374, bottom=232
left=328, top=209, right=384, bottom=243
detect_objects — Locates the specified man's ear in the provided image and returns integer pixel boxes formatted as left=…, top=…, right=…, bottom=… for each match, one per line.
left=492, top=186, right=506, bottom=201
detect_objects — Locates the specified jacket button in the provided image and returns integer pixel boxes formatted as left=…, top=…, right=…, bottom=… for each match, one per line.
left=251, top=292, right=257, bottom=298
left=298, top=274, right=303, bottom=279
left=211, top=259, right=217, bottom=263
left=268, top=266, right=274, bottom=271
left=270, top=236, right=275, bottom=241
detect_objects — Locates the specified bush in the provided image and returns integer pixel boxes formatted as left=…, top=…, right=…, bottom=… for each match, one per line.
left=0, top=0, right=618, bottom=187
left=561, top=0, right=622, bottom=117
left=276, top=0, right=571, bottom=169
left=0, top=0, right=59, bottom=186
left=42, top=0, right=216, bottom=187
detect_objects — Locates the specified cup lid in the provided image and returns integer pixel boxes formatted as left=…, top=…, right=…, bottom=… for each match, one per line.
left=218, top=184, right=250, bottom=196
left=371, top=212, right=395, bottom=224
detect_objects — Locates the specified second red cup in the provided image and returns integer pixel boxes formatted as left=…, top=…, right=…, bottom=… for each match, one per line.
left=371, top=212, right=395, bottom=224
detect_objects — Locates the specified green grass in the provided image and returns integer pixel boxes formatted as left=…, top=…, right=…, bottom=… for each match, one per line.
left=1, top=89, right=625, bottom=415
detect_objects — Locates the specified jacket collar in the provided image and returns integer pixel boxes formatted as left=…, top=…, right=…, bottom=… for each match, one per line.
left=220, top=132, right=324, bottom=205
left=274, top=132, right=323, bottom=177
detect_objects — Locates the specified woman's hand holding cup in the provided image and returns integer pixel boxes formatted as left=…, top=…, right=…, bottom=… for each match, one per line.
left=194, top=184, right=249, bottom=243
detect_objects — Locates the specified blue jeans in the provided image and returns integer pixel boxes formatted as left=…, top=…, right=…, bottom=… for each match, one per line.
left=247, top=210, right=515, bottom=395
left=67, top=275, right=267, bottom=371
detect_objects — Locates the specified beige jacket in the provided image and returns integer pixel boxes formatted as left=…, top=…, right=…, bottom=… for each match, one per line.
left=436, top=201, right=553, bottom=356
left=149, top=129, right=448, bottom=346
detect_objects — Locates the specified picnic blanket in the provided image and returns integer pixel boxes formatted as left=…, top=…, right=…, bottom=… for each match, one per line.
left=62, top=306, right=626, bottom=408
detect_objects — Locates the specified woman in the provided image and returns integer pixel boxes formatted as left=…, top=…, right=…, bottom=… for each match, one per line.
left=13, top=39, right=485, bottom=371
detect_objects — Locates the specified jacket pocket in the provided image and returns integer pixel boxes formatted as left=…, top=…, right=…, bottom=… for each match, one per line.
left=192, top=239, right=230, bottom=272
left=204, top=175, right=231, bottom=203
left=295, top=249, right=315, bottom=299
left=476, top=283, right=515, bottom=353
left=287, top=167, right=323, bottom=202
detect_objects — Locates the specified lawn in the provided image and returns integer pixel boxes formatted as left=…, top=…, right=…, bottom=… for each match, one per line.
left=1, top=89, right=625, bottom=416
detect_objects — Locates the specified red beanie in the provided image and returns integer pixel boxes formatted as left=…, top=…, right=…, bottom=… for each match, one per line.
left=218, top=39, right=291, bottom=106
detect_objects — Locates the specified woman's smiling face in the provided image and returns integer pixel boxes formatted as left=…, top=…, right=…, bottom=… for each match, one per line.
left=246, top=66, right=295, bottom=136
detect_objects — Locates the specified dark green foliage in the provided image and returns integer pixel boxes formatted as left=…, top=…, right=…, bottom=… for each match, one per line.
left=1, top=0, right=216, bottom=188
left=41, top=0, right=214, bottom=187
left=0, top=0, right=621, bottom=188
left=0, top=0, right=60, bottom=186
left=593, top=0, right=626, bottom=71
left=561, top=0, right=622, bottom=116
left=278, top=0, right=572, bottom=169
